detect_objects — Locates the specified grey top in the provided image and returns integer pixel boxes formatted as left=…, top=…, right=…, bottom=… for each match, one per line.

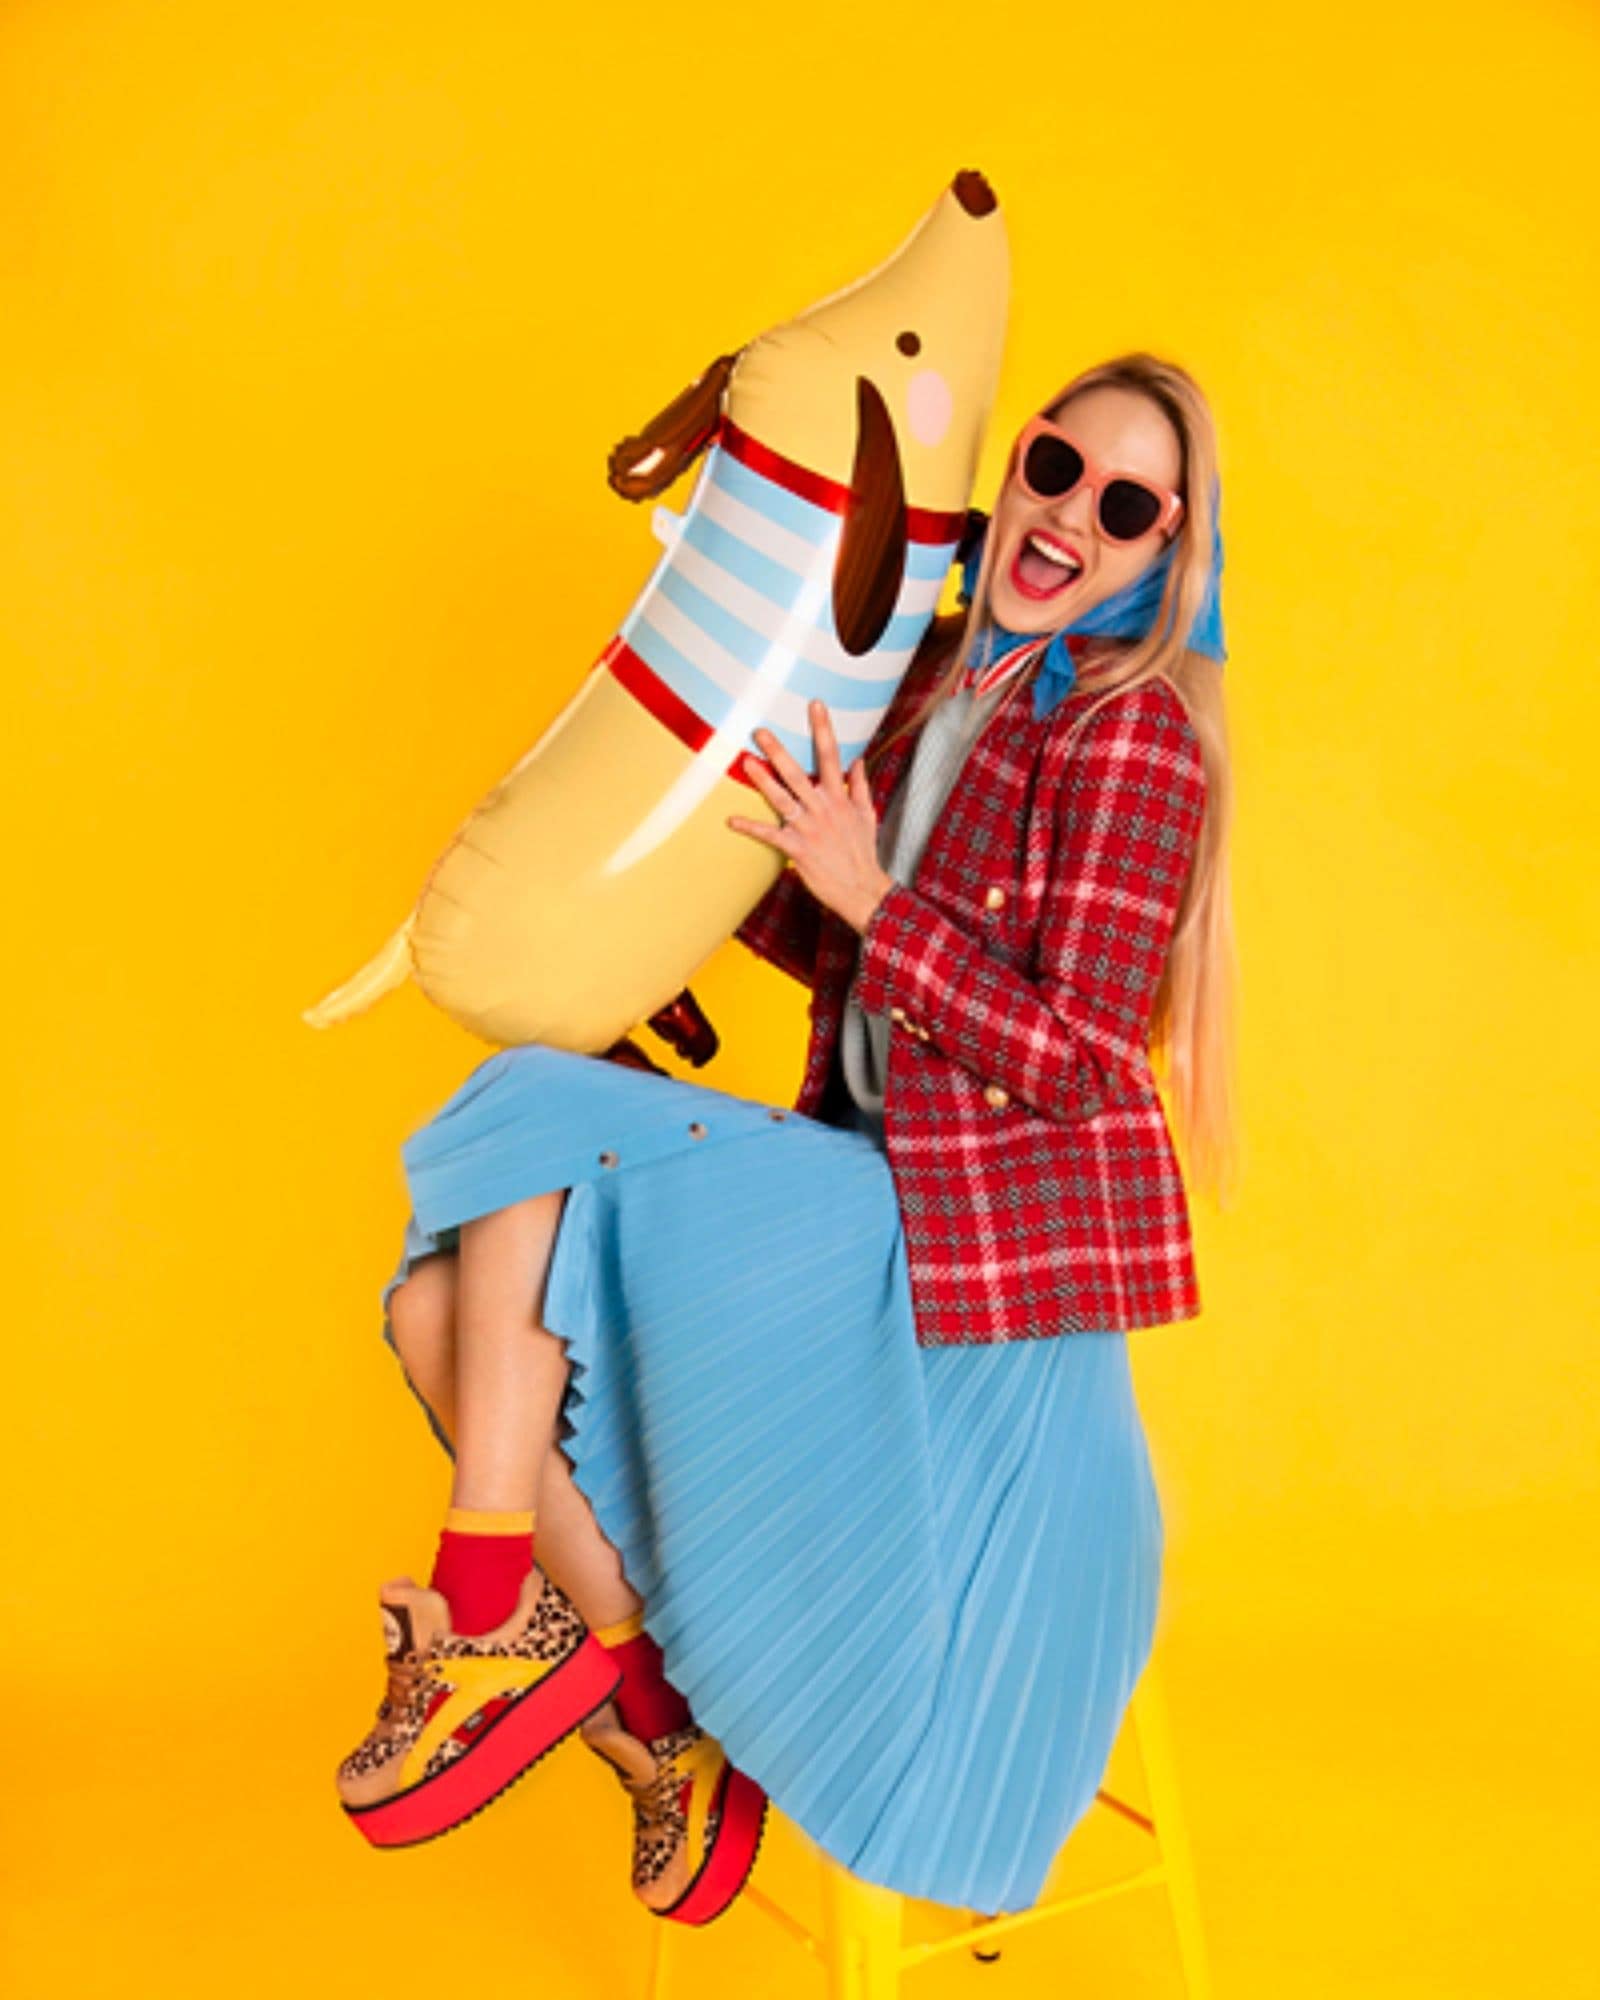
left=838, top=673, right=1016, bottom=1144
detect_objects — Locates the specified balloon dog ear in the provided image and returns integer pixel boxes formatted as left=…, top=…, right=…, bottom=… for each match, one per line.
left=607, top=351, right=744, bottom=501
left=832, top=376, right=907, bottom=657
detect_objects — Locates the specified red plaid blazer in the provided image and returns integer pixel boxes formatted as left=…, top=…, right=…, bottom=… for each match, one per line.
left=734, top=622, right=1208, bottom=1346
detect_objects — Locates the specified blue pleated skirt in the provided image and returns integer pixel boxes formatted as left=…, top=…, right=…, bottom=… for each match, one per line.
left=380, top=1043, right=1163, bottom=1914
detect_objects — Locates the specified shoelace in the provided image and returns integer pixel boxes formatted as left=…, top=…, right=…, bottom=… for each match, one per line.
left=625, top=1728, right=705, bottom=1826
left=379, top=1650, right=435, bottom=1725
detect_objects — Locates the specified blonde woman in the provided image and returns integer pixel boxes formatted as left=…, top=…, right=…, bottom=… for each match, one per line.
left=335, top=351, right=1236, bottom=1926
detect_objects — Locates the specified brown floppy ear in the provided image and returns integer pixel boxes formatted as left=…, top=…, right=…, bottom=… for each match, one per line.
left=833, top=377, right=907, bottom=656
left=607, top=351, right=742, bottom=501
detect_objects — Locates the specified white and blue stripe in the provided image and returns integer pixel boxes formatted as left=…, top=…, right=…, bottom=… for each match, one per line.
left=615, top=441, right=959, bottom=771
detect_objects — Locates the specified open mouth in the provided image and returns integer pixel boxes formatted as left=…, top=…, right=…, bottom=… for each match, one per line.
left=1010, top=529, right=1084, bottom=601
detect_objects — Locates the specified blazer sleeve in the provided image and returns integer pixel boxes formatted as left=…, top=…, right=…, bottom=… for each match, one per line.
left=733, top=865, right=825, bottom=990
left=849, top=685, right=1208, bottom=1124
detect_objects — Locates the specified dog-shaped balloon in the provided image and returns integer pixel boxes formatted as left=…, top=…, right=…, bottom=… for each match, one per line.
left=304, top=170, right=1009, bottom=1055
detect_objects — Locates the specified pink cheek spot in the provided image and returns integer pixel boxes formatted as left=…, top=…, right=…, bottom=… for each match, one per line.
left=906, top=369, right=953, bottom=448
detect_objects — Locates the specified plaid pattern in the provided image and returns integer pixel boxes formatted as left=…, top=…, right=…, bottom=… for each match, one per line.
left=733, top=628, right=1207, bottom=1345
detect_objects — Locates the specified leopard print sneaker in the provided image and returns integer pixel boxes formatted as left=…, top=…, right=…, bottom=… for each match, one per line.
left=336, top=1565, right=621, bottom=1848
left=580, top=1701, right=768, bottom=1924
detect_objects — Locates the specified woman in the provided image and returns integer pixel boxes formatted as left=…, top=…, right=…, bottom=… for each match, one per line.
left=333, top=351, right=1237, bottom=1924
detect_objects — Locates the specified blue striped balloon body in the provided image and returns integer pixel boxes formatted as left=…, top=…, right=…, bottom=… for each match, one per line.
left=614, top=436, right=959, bottom=773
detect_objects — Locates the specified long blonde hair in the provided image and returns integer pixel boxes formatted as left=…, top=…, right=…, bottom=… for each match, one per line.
left=868, top=353, right=1242, bottom=1209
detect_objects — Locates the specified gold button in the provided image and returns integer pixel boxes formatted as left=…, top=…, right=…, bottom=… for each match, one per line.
left=983, top=1083, right=1010, bottom=1109
left=984, top=886, right=1006, bottom=911
left=599, top=1148, right=620, bottom=1167
left=688, top=1121, right=707, bottom=1139
left=890, top=1006, right=907, bottom=1023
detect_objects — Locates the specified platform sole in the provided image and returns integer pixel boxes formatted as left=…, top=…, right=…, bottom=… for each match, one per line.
left=343, top=1633, right=623, bottom=1849
left=656, top=1763, right=770, bottom=1926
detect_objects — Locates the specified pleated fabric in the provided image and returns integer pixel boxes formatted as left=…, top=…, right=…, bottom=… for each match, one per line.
left=380, top=1043, right=1163, bottom=1913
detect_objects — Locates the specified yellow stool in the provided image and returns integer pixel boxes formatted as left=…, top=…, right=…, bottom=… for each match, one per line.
left=643, top=1656, right=1210, bottom=1998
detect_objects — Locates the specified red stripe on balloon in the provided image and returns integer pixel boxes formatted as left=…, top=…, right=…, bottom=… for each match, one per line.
left=717, top=417, right=966, bottom=545
left=600, top=637, right=767, bottom=790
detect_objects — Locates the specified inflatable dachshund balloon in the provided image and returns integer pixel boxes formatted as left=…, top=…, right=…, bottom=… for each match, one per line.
left=303, top=170, right=1009, bottom=1053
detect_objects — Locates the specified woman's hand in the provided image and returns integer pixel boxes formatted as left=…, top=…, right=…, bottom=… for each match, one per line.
left=726, top=699, right=895, bottom=936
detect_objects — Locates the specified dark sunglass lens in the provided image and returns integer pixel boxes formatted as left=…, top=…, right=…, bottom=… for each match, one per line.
left=1102, top=480, right=1163, bottom=541
left=1022, top=435, right=1082, bottom=498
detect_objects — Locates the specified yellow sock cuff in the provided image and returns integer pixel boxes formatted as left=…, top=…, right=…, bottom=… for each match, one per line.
left=444, top=1505, right=537, bottom=1536
left=593, top=1609, right=647, bottom=1647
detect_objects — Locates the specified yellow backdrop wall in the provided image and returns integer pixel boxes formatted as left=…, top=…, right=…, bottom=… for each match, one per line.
left=4, top=2, right=1595, bottom=1994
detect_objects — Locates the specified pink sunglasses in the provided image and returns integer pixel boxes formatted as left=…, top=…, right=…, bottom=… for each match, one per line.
left=1013, top=414, right=1185, bottom=544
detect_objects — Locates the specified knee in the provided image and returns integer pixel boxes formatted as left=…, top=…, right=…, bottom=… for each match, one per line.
left=388, top=1252, right=457, bottom=1376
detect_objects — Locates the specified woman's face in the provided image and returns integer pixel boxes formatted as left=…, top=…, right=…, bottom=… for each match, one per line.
left=986, top=384, right=1184, bottom=634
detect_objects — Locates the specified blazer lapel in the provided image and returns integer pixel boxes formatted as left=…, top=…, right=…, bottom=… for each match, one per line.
left=927, top=683, right=1046, bottom=864
left=819, top=666, right=1106, bottom=1005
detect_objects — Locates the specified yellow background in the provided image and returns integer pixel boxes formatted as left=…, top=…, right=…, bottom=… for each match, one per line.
left=4, top=2, right=1595, bottom=1994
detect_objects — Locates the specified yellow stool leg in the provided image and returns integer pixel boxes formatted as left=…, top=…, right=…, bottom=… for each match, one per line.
left=819, top=1856, right=904, bottom=2000
left=644, top=1917, right=670, bottom=2000
left=1132, top=1661, right=1213, bottom=2000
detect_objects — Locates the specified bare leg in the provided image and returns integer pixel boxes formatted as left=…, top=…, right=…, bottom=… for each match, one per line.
left=388, top=1251, right=459, bottom=1438
left=452, top=1192, right=569, bottom=1511
left=387, top=1231, right=645, bottom=1628
left=536, top=1443, right=645, bottom=1629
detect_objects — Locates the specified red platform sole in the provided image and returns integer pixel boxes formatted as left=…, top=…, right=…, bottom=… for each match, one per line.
left=344, top=1633, right=622, bottom=1849
left=660, top=1763, right=769, bottom=1925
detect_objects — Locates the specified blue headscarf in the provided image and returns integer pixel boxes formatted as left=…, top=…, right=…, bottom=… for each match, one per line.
left=957, top=476, right=1228, bottom=719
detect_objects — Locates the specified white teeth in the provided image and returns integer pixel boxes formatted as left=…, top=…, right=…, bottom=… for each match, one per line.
left=1026, top=532, right=1081, bottom=573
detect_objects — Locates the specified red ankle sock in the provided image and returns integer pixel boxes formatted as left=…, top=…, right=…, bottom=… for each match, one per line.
left=429, top=1505, right=536, bottom=1636
left=593, top=1609, right=693, bottom=1739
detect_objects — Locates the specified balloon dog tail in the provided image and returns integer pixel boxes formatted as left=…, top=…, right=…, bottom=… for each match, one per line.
left=302, top=914, right=415, bottom=1029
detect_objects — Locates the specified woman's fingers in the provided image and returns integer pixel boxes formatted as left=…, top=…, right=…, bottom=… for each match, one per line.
left=729, top=733, right=805, bottom=851
left=748, top=715, right=818, bottom=805
left=726, top=811, right=786, bottom=847
left=807, top=699, right=845, bottom=792
left=728, top=701, right=863, bottom=874
left=738, top=749, right=800, bottom=826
